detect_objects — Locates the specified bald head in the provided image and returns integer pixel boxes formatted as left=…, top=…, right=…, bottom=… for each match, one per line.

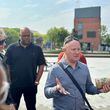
left=20, top=27, right=32, bottom=46
left=20, top=27, right=31, bottom=35
left=63, top=39, right=81, bottom=64
left=63, top=39, right=80, bottom=50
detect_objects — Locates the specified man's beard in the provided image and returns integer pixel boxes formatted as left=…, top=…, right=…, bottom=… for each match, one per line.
left=21, top=40, right=31, bottom=46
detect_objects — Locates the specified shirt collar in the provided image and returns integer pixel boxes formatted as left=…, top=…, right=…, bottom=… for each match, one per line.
left=17, top=40, right=33, bottom=48
left=61, top=59, right=82, bottom=69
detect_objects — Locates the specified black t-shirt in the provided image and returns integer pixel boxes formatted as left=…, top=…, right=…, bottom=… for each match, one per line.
left=5, top=42, right=46, bottom=88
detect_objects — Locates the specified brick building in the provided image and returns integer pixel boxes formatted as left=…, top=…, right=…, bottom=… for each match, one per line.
left=74, top=6, right=101, bottom=51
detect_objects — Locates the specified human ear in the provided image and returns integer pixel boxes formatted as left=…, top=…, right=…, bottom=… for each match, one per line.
left=62, top=47, right=66, bottom=52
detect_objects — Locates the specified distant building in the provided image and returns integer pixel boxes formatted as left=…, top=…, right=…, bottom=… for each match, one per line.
left=74, top=6, right=101, bottom=51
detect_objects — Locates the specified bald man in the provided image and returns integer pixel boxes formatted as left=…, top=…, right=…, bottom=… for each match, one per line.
left=5, top=27, right=46, bottom=110
left=44, top=35, right=110, bottom=110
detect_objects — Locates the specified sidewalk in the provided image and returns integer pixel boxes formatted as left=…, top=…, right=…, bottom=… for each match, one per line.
left=19, top=93, right=110, bottom=110
left=44, top=51, right=110, bottom=58
left=19, top=70, right=110, bottom=110
left=19, top=57, right=110, bottom=110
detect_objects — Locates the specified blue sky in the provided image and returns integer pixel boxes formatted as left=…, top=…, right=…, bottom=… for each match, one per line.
left=0, top=0, right=110, bottom=33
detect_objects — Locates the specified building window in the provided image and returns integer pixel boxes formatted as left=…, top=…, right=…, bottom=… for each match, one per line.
left=87, top=31, right=96, bottom=38
left=78, top=34, right=83, bottom=39
left=78, top=31, right=83, bottom=39
left=77, top=23, right=83, bottom=31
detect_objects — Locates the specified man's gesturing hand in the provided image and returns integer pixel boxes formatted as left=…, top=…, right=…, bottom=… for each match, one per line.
left=55, top=78, right=70, bottom=95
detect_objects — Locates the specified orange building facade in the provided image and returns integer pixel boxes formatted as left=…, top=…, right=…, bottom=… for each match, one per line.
left=74, top=7, right=101, bottom=51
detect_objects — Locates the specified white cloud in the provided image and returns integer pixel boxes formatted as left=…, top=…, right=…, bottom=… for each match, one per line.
left=59, top=8, right=74, bottom=14
left=56, top=0, right=70, bottom=5
left=28, top=15, right=40, bottom=20
left=0, top=8, right=11, bottom=19
left=23, top=4, right=38, bottom=8
left=25, top=0, right=33, bottom=3
left=29, top=9, right=74, bottom=33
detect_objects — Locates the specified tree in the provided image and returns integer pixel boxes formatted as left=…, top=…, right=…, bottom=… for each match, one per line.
left=4, top=28, right=19, bottom=46
left=105, top=34, right=110, bottom=45
left=33, top=31, right=41, bottom=38
left=101, top=25, right=109, bottom=44
left=42, top=34, right=49, bottom=45
left=33, top=31, right=44, bottom=47
left=100, top=25, right=110, bottom=51
left=47, top=27, right=69, bottom=49
left=56, top=27, right=69, bottom=47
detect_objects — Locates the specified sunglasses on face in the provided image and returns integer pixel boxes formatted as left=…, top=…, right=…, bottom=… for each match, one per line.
left=0, top=39, right=6, bottom=45
left=64, top=36, right=79, bottom=45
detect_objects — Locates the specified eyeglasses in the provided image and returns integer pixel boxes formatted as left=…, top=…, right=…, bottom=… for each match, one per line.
left=0, top=39, right=6, bottom=45
left=63, top=35, right=79, bottom=45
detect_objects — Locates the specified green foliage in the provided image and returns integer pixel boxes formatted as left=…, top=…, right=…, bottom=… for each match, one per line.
left=33, top=32, right=48, bottom=46
left=105, top=34, right=110, bottom=45
left=101, top=25, right=110, bottom=45
left=56, top=27, right=69, bottom=47
left=4, top=28, right=20, bottom=46
left=101, top=25, right=108, bottom=44
left=33, top=31, right=41, bottom=38
left=3, top=27, right=69, bottom=48
left=47, top=27, right=58, bottom=42
left=41, top=34, right=49, bottom=44
left=47, top=27, right=69, bottom=48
